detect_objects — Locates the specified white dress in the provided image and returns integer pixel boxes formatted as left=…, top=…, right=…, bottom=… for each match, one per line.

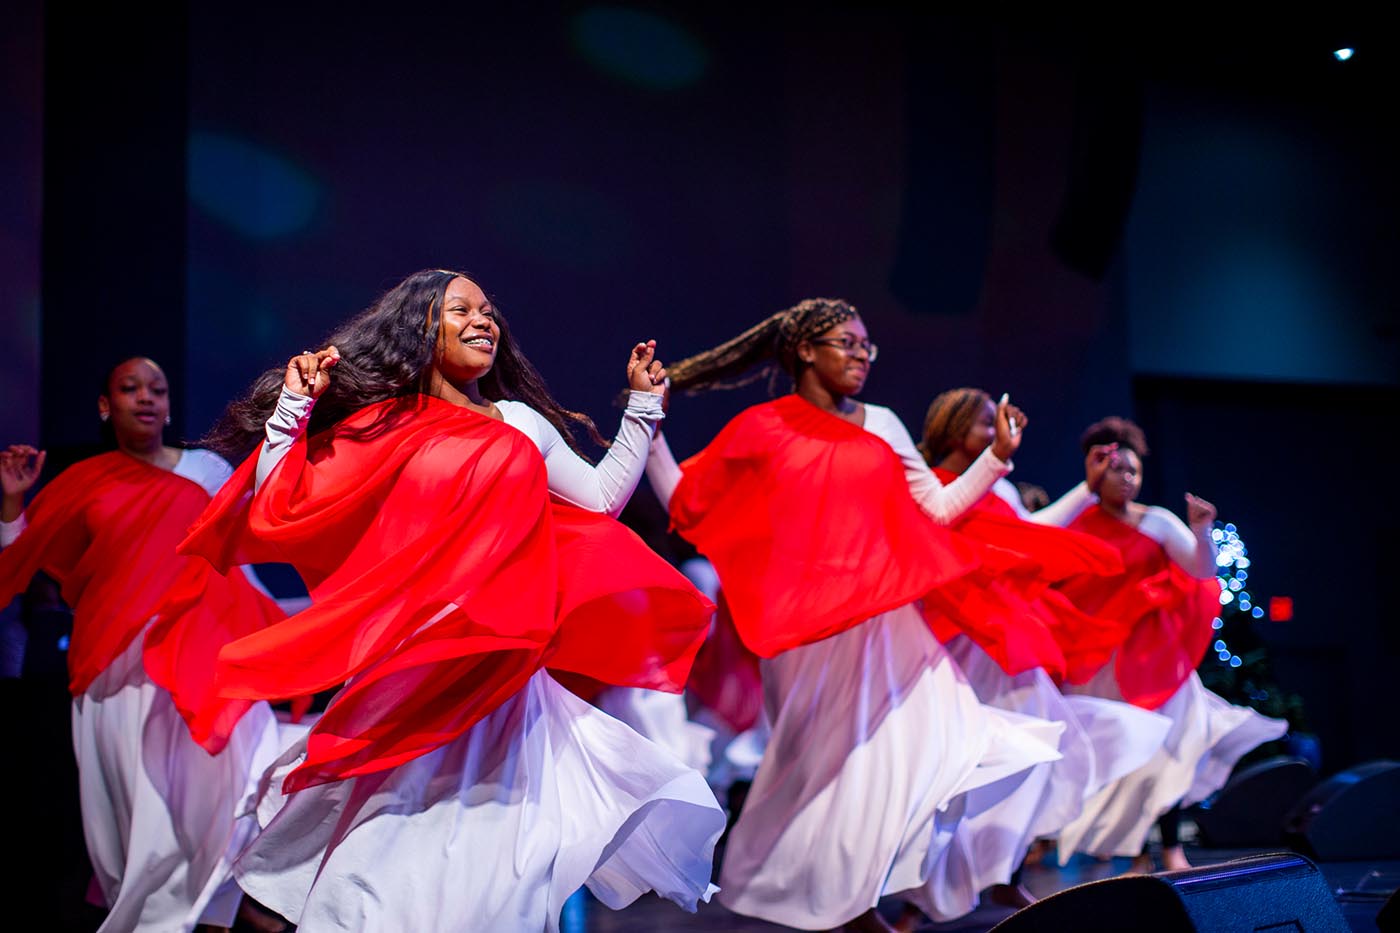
left=1055, top=506, right=1288, bottom=859
left=235, top=389, right=726, bottom=932
left=647, top=404, right=1067, bottom=928
left=2, top=449, right=285, bottom=932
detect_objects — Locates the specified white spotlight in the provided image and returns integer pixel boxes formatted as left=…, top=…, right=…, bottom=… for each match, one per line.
left=1334, top=48, right=1355, bottom=61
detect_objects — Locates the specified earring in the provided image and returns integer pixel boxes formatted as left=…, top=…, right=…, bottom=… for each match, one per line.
left=99, top=412, right=109, bottom=422
left=165, top=415, right=172, bottom=425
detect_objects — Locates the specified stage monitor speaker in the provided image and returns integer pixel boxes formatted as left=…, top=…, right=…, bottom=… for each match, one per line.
left=1377, top=886, right=1399, bottom=933
left=1191, top=755, right=1318, bottom=848
left=989, top=852, right=1347, bottom=933
left=1284, top=759, right=1400, bottom=861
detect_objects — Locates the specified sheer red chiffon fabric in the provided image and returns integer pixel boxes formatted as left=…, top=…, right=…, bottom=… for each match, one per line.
left=181, top=397, right=713, bottom=792
left=667, top=395, right=978, bottom=658
left=1054, top=506, right=1220, bottom=709
left=0, top=451, right=282, bottom=751
left=919, top=468, right=1124, bottom=680
left=685, top=592, right=763, bottom=733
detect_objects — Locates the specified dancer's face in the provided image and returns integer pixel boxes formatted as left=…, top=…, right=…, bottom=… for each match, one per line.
left=98, top=358, right=169, bottom=446
left=435, top=277, right=500, bottom=384
left=961, top=398, right=997, bottom=459
left=800, top=316, right=872, bottom=397
left=1099, top=448, right=1143, bottom=508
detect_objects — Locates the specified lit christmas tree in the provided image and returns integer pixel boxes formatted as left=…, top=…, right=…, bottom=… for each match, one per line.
left=1196, top=521, right=1311, bottom=767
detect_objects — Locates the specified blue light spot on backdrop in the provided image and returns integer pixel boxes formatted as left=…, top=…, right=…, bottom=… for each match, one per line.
left=572, top=7, right=707, bottom=89
left=188, top=132, right=322, bottom=238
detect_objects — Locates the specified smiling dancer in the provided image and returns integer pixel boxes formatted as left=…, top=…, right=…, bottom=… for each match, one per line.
left=0, top=358, right=285, bottom=932
left=184, top=269, right=725, bottom=932
left=645, top=298, right=1064, bottom=932
left=1052, top=416, right=1286, bottom=871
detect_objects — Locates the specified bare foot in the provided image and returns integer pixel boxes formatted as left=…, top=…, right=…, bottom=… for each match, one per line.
left=1126, top=852, right=1156, bottom=875
left=1161, top=845, right=1192, bottom=872
left=892, top=902, right=926, bottom=932
left=843, top=907, right=898, bottom=932
left=1023, top=838, right=1056, bottom=866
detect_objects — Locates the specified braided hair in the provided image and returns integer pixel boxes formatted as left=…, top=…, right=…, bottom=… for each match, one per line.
left=203, top=269, right=607, bottom=461
left=666, top=298, right=859, bottom=394
left=917, top=387, right=991, bottom=467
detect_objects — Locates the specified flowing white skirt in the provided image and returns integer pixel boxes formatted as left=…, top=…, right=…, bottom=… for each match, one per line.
left=595, top=685, right=716, bottom=775
left=716, top=604, right=1065, bottom=929
left=234, top=670, right=726, bottom=933
left=946, top=636, right=1173, bottom=867
left=73, top=634, right=282, bottom=932
left=1057, top=667, right=1289, bottom=858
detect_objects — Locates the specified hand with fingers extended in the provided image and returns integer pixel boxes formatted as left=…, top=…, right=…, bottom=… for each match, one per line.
left=285, top=346, right=341, bottom=399
left=1185, top=492, right=1217, bottom=532
left=1, top=444, right=46, bottom=522
left=991, top=393, right=1028, bottom=461
left=627, top=340, right=668, bottom=396
left=1085, top=443, right=1119, bottom=496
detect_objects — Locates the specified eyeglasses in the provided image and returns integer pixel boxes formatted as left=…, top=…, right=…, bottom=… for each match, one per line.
left=808, top=336, right=878, bottom=362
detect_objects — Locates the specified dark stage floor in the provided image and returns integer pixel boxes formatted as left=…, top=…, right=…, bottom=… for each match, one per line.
left=564, top=846, right=1400, bottom=932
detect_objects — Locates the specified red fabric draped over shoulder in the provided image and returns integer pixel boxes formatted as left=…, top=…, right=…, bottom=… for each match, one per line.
left=919, top=468, right=1124, bottom=679
left=1055, top=506, right=1219, bottom=709
left=668, top=395, right=978, bottom=657
left=182, top=396, right=713, bottom=791
left=0, top=451, right=282, bottom=751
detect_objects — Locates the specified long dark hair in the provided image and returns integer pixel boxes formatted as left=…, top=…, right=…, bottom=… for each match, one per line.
left=202, top=269, right=606, bottom=461
left=666, top=297, right=858, bottom=394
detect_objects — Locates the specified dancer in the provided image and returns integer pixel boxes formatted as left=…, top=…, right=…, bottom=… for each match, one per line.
left=645, top=298, right=1064, bottom=931
left=915, top=388, right=1172, bottom=883
left=1052, top=416, right=1287, bottom=870
left=184, top=269, right=725, bottom=932
left=0, top=357, right=285, bottom=932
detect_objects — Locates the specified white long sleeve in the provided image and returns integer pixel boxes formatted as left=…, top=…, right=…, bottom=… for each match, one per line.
left=992, top=477, right=1097, bottom=526
left=862, top=405, right=1011, bottom=525
left=646, top=431, right=683, bottom=511
left=0, top=514, right=26, bottom=548
left=256, top=387, right=316, bottom=493
left=1137, top=505, right=1218, bottom=579
left=498, top=391, right=663, bottom=517
left=255, top=389, right=663, bottom=518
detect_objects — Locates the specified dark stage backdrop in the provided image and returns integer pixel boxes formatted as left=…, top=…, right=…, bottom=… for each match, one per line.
left=19, top=8, right=1400, bottom=769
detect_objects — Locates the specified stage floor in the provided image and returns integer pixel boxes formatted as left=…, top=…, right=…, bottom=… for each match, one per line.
left=565, top=845, right=1400, bottom=932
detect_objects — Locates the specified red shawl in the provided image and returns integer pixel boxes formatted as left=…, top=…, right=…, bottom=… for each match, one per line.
left=668, top=395, right=978, bottom=657
left=181, top=396, right=713, bottom=792
left=0, top=451, right=282, bottom=751
left=1055, top=505, right=1219, bottom=709
left=920, top=468, right=1124, bottom=680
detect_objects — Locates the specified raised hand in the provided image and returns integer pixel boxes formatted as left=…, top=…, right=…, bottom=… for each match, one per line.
left=285, top=346, right=341, bottom=399
left=991, top=393, right=1028, bottom=461
left=627, top=340, right=668, bottom=395
left=1185, top=492, right=1217, bottom=531
left=1085, top=443, right=1119, bottom=495
left=1, top=445, right=46, bottom=498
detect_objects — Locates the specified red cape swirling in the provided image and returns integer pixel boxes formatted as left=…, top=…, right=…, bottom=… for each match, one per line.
left=179, top=395, right=714, bottom=791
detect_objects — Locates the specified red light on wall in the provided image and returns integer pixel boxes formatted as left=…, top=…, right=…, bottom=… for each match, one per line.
left=1269, top=596, right=1294, bottom=622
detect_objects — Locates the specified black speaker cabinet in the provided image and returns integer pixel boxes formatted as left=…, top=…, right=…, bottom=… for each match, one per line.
left=1284, top=759, right=1400, bottom=860
left=989, top=852, right=1347, bottom=933
left=1377, top=885, right=1400, bottom=933
left=1192, top=755, right=1318, bottom=848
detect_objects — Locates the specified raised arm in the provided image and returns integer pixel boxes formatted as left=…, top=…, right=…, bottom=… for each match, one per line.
left=0, top=444, right=46, bottom=547
left=255, top=347, right=339, bottom=493
left=528, top=390, right=665, bottom=516
left=1138, top=494, right=1219, bottom=579
left=646, top=429, right=683, bottom=511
